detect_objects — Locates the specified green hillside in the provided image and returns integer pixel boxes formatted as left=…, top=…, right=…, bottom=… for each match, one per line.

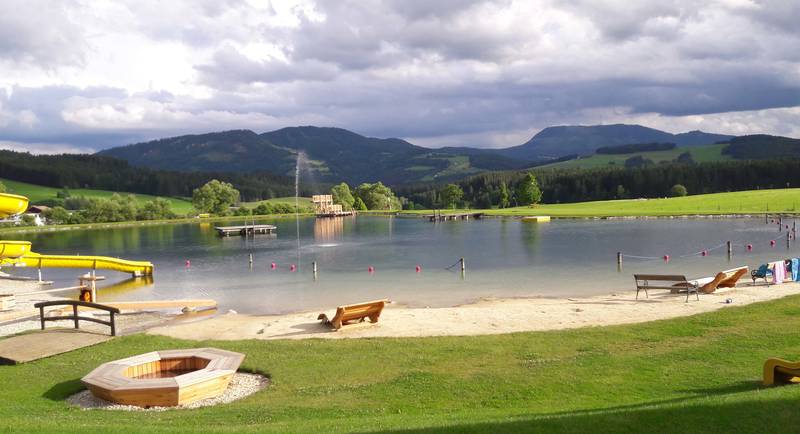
left=0, top=178, right=194, bottom=214
left=538, top=143, right=731, bottom=170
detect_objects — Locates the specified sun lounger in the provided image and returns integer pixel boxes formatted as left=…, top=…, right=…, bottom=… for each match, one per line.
left=317, top=299, right=389, bottom=330
left=634, top=274, right=699, bottom=302
left=763, top=358, right=800, bottom=386
left=718, top=266, right=749, bottom=288
left=751, top=264, right=773, bottom=286
left=693, top=272, right=727, bottom=294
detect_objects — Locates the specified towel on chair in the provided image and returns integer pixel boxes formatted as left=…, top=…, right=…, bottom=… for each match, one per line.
left=772, top=261, right=786, bottom=284
left=793, top=258, right=800, bottom=281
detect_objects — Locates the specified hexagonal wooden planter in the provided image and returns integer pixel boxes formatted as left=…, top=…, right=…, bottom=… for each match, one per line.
left=82, top=348, right=245, bottom=407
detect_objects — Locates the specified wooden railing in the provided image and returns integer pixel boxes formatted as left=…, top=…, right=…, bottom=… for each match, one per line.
left=32, top=300, right=121, bottom=336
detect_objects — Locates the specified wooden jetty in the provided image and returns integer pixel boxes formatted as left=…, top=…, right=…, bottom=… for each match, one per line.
left=316, top=211, right=355, bottom=218
left=425, top=212, right=484, bottom=222
left=215, top=224, right=276, bottom=237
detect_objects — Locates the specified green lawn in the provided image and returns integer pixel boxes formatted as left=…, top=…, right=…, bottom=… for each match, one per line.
left=4, top=295, right=800, bottom=432
left=406, top=188, right=800, bottom=217
left=0, top=178, right=194, bottom=215
left=539, top=143, right=731, bottom=170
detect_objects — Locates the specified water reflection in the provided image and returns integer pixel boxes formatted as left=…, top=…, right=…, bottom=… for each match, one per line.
left=314, top=217, right=345, bottom=242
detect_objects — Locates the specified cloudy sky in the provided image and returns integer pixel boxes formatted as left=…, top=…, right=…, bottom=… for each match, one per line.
left=1, top=0, right=799, bottom=153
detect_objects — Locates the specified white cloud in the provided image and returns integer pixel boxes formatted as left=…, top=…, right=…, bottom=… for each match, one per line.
left=0, top=0, right=798, bottom=152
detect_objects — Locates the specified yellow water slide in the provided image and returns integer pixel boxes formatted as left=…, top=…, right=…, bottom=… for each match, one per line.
left=0, top=193, right=153, bottom=276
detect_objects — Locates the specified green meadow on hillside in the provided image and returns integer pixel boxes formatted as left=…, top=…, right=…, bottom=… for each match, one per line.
left=538, top=143, right=731, bottom=170
left=0, top=178, right=195, bottom=215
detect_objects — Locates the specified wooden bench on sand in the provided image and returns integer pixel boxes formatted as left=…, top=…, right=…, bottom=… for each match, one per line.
left=634, top=274, right=699, bottom=302
left=318, top=299, right=389, bottom=331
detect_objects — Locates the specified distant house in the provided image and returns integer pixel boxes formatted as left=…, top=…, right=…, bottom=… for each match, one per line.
left=23, top=205, right=48, bottom=226
left=27, top=205, right=51, bottom=214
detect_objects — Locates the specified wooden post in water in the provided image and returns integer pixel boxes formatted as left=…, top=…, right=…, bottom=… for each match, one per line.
left=312, top=261, right=318, bottom=280
left=616, top=252, right=623, bottom=271
left=727, top=241, right=733, bottom=260
left=248, top=253, right=253, bottom=268
left=460, top=257, right=466, bottom=279
left=788, top=231, right=791, bottom=250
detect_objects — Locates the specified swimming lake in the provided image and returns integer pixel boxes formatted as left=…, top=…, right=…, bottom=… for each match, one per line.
left=6, top=216, right=798, bottom=314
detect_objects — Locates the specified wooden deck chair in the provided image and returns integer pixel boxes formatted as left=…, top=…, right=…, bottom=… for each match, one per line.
left=763, top=358, right=800, bottom=386
left=696, top=272, right=727, bottom=294
left=318, top=299, right=389, bottom=330
left=718, top=266, right=749, bottom=288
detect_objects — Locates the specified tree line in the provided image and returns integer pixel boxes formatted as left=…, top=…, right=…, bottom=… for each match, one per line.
left=0, top=150, right=299, bottom=201
left=396, top=158, right=800, bottom=209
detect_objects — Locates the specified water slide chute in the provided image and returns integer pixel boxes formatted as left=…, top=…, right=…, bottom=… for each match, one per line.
left=0, top=192, right=153, bottom=276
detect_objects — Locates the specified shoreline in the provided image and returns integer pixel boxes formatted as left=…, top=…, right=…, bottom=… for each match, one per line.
left=3, top=211, right=796, bottom=236
left=147, top=281, right=800, bottom=341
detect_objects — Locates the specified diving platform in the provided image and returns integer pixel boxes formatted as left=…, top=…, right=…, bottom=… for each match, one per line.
left=214, top=224, right=276, bottom=237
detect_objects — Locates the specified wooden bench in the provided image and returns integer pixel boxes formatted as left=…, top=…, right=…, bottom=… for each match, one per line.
left=763, top=358, right=800, bottom=386
left=634, top=274, right=699, bottom=302
left=318, top=299, right=389, bottom=330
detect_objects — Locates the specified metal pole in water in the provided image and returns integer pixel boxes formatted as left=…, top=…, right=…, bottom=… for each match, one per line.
left=727, top=241, right=732, bottom=259
left=312, top=261, right=318, bottom=280
left=617, top=252, right=623, bottom=271
left=249, top=253, right=253, bottom=268
left=788, top=231, right=791, bottom=249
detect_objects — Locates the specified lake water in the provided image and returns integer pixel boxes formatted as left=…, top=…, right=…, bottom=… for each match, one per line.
left=4, top=216, right=798, bottom=314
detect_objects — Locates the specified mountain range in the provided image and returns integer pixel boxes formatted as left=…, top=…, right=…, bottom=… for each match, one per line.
left=98, top=124, right=735, bottom=185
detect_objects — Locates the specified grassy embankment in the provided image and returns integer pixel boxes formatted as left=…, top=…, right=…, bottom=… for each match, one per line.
left=0, top=178, right=194, bottom=215
left=537, top=143, right=731, bottom=170
left=3, top=294, right=800, bottom=432
left=404, top=188, right=800, bottom=218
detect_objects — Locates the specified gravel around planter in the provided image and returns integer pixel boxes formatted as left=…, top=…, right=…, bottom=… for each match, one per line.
left=66, top=372, right=269, bottom=411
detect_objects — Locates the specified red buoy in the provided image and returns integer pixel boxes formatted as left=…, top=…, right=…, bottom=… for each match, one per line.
left=746, top=244, right=753, bottom=251
left=368, top=266, right=374, bottom=273
left=290, top=264, right=296, bottom=272
left=415, top=265, right=421, bottom=272
left=701, top=250, right=708, bottom=257
left=270, top=262, right=276, bottom=269
left=663, top=255, right=670, bottom=262
left=770, top=240, right=776, bottom=247
left=185, top=260, right=191, bottom=267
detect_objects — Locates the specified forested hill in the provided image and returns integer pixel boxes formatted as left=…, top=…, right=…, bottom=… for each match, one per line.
left=721, top=135, right=800, bottom=159
left=498, top=124, right=733, bottom=161
left=0, top=150, right=297, bottom=201
left=98, top=126, right=529, bottom=185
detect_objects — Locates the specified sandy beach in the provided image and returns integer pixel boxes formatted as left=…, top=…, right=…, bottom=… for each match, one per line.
left=147, top=282, right=800, bottom=341
left=0, top=278, right=179, bottom=337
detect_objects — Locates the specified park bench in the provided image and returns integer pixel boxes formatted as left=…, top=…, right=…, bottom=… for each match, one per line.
left=634, top=274, right=699, bottom=302
left=318, top=299, right=389, bottom=330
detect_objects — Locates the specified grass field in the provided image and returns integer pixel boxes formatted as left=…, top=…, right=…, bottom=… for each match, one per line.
left=406, top=188, right=800, bottom=217
left=3, top=294, right=800, bottom=432
left=538, top=143, right=731, bottom=170
left=0, top=178, right=194, bottom=215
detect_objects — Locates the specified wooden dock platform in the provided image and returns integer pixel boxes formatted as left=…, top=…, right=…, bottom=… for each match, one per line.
left=425, top=212, right=484, bottom=222
left=316, top=211, right=355, bottom=218
left=215, top=224, right=276, bottom=237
